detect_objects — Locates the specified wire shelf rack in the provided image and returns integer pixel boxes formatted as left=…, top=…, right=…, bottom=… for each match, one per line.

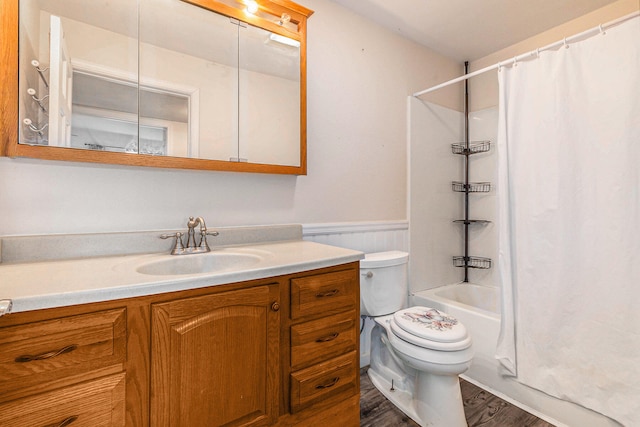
left=451, top=141, right=491, bottom=155
left=453, top=219, right=491, bottom=225
left=452, top=181, right=492, bottom=193
left=453, top=256, right=492, bottom=270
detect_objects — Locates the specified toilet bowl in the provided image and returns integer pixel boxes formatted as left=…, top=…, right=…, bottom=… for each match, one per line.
left=361, top=252, right=473, bottom=427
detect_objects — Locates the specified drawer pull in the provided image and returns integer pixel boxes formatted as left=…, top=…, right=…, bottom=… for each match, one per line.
left=315, top=289, right=339, bottom=298
left=315, top=332, right=339, bottom=343
left=15, top=344, right=78, bottom=363
left=44, top=415, right=79, bottom=427
left=315, top=377, right=340, bottom=389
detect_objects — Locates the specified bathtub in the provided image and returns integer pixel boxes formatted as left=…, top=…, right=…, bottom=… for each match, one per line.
left=412, top=283, right=621, bottom=427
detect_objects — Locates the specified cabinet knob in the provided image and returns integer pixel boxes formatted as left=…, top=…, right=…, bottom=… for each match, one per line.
left=271, top=302, right=280, bottom=312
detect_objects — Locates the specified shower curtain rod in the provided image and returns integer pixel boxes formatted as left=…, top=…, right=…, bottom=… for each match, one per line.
left=412, top=11, right=640, bottom=97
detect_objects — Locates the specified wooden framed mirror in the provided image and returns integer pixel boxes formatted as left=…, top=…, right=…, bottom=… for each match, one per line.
left=0, top=0, right=312, bottom=174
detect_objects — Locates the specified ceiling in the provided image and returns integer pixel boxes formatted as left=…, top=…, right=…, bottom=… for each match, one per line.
left=329, top=0, right=620, bottom=61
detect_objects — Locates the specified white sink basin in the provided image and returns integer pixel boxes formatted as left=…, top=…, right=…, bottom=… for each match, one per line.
left=136, top=251, right=263, bottom=276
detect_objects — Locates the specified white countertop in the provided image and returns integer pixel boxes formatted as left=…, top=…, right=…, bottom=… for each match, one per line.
left=0, top=240, right=364, bottom=314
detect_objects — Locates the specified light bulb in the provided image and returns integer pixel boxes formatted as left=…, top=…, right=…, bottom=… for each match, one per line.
left=246, top=0, right=258, bottom=14
left=278, top=13, right=291, bottom=26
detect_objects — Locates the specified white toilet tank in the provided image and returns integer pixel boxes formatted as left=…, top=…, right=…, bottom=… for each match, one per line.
left=360, top=251, right=409, bottom=317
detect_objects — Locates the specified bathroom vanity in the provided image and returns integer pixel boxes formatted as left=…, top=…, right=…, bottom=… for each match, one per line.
left=0, top=228, right=362, bottom=426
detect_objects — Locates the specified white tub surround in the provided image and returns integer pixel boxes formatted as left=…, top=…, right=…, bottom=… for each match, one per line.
left=0, top=225, right=363, bottom=314
left=408, top=100, right=498, bottom=291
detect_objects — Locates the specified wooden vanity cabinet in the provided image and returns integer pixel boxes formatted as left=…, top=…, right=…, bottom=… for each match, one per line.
left=0, top=261, right=360, bottom=427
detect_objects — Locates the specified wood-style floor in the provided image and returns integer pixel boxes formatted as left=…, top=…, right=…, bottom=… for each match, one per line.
left=360, top=369, right=556, bottom=427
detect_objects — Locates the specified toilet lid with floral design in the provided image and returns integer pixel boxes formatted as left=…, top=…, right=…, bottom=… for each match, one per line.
left=393, top=306, right=468, bottom=343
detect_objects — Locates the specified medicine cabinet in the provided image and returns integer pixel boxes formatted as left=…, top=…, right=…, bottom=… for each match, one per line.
left=0, top=0, right=313, bottom=174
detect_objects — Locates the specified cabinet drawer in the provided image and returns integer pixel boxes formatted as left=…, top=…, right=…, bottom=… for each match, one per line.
left=290, top=352, right=358, bottom=413
left=291, top=310, right=357, bottom=370
left=290, top=270, right=357, bottom=319
left=0, top=308, right=126, bottom=398
left=0, top=372, right=125, bottom=427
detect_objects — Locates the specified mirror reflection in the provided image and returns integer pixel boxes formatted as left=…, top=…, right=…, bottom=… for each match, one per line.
left=19, top=0, right=302, bottom=167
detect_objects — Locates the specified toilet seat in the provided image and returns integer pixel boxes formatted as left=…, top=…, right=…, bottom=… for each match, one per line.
left=390, top=306, right=471, bottom=351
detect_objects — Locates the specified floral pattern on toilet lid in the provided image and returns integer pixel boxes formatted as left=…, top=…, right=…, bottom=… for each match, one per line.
left=394, top=306, right=468, bottom=343
left=401, top=308, right=457, bottom=330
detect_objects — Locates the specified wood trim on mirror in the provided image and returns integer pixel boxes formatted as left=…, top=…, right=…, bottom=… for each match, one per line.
left=1, top=0, right=18, bottom=158
left=0, top=0, right=313, bottom=175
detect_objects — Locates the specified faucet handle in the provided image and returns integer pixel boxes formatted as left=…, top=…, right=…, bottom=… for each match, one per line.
left=160, top=232, right=185, bottom=254
left=193, top=230, right=218, bottom=252
left=160, top=232, right=183, bottom=240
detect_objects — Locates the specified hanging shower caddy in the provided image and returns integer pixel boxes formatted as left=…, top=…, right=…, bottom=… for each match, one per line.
left=452, top=63, right=492, bottom=282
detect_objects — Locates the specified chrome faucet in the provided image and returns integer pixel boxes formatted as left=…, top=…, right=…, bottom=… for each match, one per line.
left=160, top=216, right=219, bottom=255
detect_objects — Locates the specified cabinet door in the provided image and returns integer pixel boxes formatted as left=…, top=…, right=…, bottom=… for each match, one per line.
left=151, top=284, right=280, bottom=427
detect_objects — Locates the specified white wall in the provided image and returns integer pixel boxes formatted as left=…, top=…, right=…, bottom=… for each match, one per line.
left=468, top=0, right=639, bottom=111
left=1, top=0, right=461, bottom=237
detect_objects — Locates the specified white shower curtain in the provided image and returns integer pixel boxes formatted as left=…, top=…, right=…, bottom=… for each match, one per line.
left=496, top=16, right=640, bottom=426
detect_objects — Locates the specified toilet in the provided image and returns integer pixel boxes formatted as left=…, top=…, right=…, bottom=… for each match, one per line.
left=361, top=251, right=473, bottom=427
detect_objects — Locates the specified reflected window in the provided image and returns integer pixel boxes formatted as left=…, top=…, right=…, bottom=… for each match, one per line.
left=71, top=114, right=168, bottom=155
left=71, top=70, right=189, bottom=156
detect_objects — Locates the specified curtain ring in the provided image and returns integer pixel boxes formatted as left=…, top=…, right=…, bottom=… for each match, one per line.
left=599, top=24, right=606, bottom=35
left=563, top=38, right=569, bottom=49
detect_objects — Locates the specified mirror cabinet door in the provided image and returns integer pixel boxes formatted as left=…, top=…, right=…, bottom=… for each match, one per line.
left=239, top=24, right=301, bottom=167
left=140, top=0, right=240, bottom=161
left=19, top=0, right=139, bottom=152
left=9, top=0, right=312, bottom=174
